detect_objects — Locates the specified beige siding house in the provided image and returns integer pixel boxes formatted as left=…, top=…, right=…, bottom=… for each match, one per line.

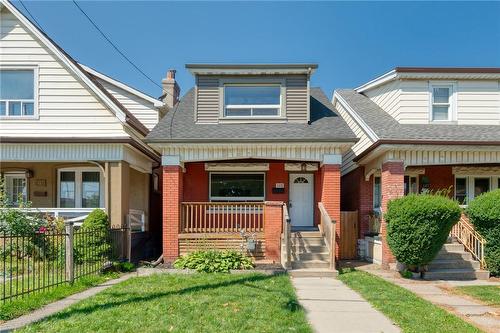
left=0, top=1, right=167, bottom=249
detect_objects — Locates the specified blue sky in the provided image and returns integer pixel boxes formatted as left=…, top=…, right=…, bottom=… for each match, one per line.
left=13, top=1, right=500, bottom=99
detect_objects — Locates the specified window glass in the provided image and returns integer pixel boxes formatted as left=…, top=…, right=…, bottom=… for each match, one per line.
left=432, top=106, right=449, bottom=120
left=4, top=174, right=27, bottom=206
left=211, top=173, right=264, bottom=201
left=404, top=176, right=418, bottom=195
left=474, top=178, right=490, bottom=198
left=455, top=177, right=467, bottom=205
left=0, top=70, right=34, bottom=100
left=431, top=86, right=451, bottom=121
left=0, top=102, right=6, bottom=116
left=60, top=171, right=76, bottom=208
left=433, top=87, right=450, bottom=104
left=373, top=176, right=381, bottom=209
left=82, top=172, right=100, bottom=208
left=224, top=85, right=280, bottom=117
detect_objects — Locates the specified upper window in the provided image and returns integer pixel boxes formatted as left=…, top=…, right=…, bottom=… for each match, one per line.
left=430, top=84, right=453, bottom=121
left=210, top=173, right=265, bottom=201
left=0, top=69, right=36, bottom=118
left=224, top=85, right=281, bottom=117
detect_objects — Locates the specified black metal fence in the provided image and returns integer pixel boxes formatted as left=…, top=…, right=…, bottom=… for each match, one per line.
left=1, top=225, right=129, bottom=303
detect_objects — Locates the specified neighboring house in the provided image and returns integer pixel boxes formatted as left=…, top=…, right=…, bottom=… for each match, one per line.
left=147, top=64, right=357, bottom=264
left=0, top=1, right=169, bottom=258
left=333, top=67, right=500, bottom=268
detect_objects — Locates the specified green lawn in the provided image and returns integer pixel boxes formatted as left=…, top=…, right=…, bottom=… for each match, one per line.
left=338, top=269, right=482, bottom=333
left=453, top=285, right=500, bottom=307
left=1, top=273, right=119, bottom=322
left=20, top=273, right=312, bottom=333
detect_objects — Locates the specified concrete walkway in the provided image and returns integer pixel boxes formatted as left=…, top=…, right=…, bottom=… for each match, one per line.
left=358, top=265, right=500, bottom=333
left=0, top=273, right=137, bottom=332
left=292, top=277, right=400, bottom=333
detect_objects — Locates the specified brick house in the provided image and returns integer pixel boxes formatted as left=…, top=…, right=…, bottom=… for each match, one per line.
left=333, top=67, right=500, bottom=269
left=147, top=64, right=357, bottom=268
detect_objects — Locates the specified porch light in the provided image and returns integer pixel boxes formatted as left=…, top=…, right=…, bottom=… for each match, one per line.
left=25, top=170, right=33, bottom=178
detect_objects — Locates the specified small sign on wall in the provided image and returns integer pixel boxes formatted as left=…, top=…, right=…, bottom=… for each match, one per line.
left=34, top=179, right=47, bottom=187
left=272, top=183, right=285, bottom=194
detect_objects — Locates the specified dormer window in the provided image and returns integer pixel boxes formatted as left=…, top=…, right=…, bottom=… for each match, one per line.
left=429, top=82, right=456, bottom=122
left=224, top=85, right=281, bottom=117
left=0, top=68, right=37, bottom=118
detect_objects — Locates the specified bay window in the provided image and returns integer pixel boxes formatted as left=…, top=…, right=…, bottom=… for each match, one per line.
left=210, top=173, right=265, bottom=201
left=224, top=85, right=281, bottom=117
left=0, top=69, right=36, bottom=118
left=58, top=168, right=103, bottom=208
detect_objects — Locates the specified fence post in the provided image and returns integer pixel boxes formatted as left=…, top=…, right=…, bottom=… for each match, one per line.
left=330, top=220, right=336, bottom=271
left=65, top=221, right=74, bottom=284
left=126, top=214, right=132, bottom=261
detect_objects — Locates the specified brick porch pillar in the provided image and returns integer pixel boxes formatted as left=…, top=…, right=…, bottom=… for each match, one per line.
left=380, top=160, right=404, bottom=269
left=320, top=155, right=342, bottom=259
left=264, top=201, right=283, bottom=263
left=162, top=156, right=183, bottom=263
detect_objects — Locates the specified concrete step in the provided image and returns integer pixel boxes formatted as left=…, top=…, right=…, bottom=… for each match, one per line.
left=294, top=252, right=330, bottom=261
left=292, top=260, right=330, bottom=269
left=284, top=244, right=329, bottom=253
left=434, top=251, right=473, bottom=261
left=290, top=238, right=326, bottom=247
left=423, top=269, right=490, bottom=281
left=288, top=268, right=338, bottom=278
left=428, top=259, right=480, bottom=270
left=439, top=243, right=465, bottom=253
left=291, top=231, right=322, bottom=238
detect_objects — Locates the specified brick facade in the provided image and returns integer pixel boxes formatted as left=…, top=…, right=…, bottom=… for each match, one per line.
left=380, top=161, right=405, bottom=268
left=263, top=201, right=284, bottom=262
left=320, top=164, right=341, bottom=258
left=162, top=165, right=183, bottom=262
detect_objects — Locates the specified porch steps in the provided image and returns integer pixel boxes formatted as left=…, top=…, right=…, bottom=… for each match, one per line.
left=423, top=239, right=489, bottom=280
left=285, top=231, right=337, bottom=278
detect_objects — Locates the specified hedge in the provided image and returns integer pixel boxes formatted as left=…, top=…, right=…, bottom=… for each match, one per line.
left=467, top=189, right=500, bottom=276
left=386, top=194, right=461, bottom=269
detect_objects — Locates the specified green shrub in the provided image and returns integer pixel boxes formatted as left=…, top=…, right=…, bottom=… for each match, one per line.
left=74, top=209, right=111, bottom=264
left=386, top=194, right=461, bottom=269
left=174, top=250, right=254, bottom=273
left=112, top=261, right=135, bottom=272
left=467, top=189, right=500, bottom=276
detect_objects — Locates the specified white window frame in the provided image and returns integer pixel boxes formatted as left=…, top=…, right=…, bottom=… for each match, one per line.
left=57, top=167, right=104, bottom=208
left=454, top=175, right=498, bottom=206
left=0, top=65, right=39, bottom=120
left=404, top=175, right=419, bottom=195
left=209, top=172, right=266, bottom=202
left=3, top=171, right=28, bottom=205
left=429, top=81, right=457, bottom=122
left=222, top=83, right=283, bottom=119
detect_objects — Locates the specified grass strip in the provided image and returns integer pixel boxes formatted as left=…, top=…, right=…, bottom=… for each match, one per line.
left=453, top=285, right=500, bottom=307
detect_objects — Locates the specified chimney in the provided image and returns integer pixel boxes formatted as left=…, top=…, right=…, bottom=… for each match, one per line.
left=161, top=69, right=180, bottom=110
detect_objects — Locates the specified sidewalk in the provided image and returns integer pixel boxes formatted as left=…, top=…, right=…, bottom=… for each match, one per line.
left=358, top=265, right=500, bottom=333
left=0, top=273, right=136, bottom=332
left=292, top=277, right=400, bottom=333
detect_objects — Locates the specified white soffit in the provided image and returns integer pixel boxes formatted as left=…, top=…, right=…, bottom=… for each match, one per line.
left=204, top=163, right=269, bottom=172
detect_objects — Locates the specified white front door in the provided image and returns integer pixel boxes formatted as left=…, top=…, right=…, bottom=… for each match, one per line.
left=289, top=173, right=314, bottom=227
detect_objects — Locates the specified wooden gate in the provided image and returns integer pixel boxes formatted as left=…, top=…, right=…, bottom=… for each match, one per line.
left=340, top=211, right=358, bottom=259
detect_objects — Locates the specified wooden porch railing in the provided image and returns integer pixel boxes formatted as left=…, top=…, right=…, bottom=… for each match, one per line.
left=450, top=214, right=487, bottom=269
left=318, top=202, right=336, bottom=270
left=282, top=203, right=291, bottom=269
left=180, top=202, right=265, bottom=233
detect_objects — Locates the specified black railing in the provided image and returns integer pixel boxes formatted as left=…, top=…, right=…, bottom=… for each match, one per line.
left=1, top=225, right=128, bottom=303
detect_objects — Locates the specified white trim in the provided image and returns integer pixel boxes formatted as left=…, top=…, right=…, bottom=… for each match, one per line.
left=57, top=167, right=105, bottom=209
left=205, top=163, right=269, bottom=172
left=3, top=171, right=28, bottom=204
left=0, top=65, right=39, bottom=120
left=161, top=155, right=181, bottom=166
left=428, top=81, right=457, bottom=122
left=333, top=91, right=379, bottom=141
left=355, top=70, right=397, bottom=93
left=209, top=172, right=266, bottom=202
left=80, top=64, right=163, bottom=107
left=2, top=1, right=131, bottom=128
left=187, top=66, right=317, bottom=76
left=322, top=154, right=342, bottom=165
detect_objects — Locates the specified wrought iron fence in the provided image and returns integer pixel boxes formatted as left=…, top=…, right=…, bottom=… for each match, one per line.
left=1, top=224, right=129, bottom=303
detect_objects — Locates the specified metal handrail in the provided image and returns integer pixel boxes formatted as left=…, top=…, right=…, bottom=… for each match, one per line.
left=282, top=203, right=291, bottom=269
left=450, top=214, right=487, bottom=269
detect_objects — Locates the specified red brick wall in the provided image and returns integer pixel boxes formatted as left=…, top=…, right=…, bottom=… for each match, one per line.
left=359, top=172, right=373, bottom=239
left=420, top=165, right=454, bottom=195
left=162, top=165, right=183, bottom=262
left=320, top=164, right=341, bottom=258
left=264, top=201, right=283, bottom=263
left=266, top=162, right=289, bottom=202
left=381, top=161, right=404, bottom=268
left=183, top=162, right=209, bottom=202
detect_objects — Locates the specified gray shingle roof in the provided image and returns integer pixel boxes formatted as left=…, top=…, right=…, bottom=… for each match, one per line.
left=147, top=88, right=357, bottom=142
left=336, top=89, right=500, bottom=142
